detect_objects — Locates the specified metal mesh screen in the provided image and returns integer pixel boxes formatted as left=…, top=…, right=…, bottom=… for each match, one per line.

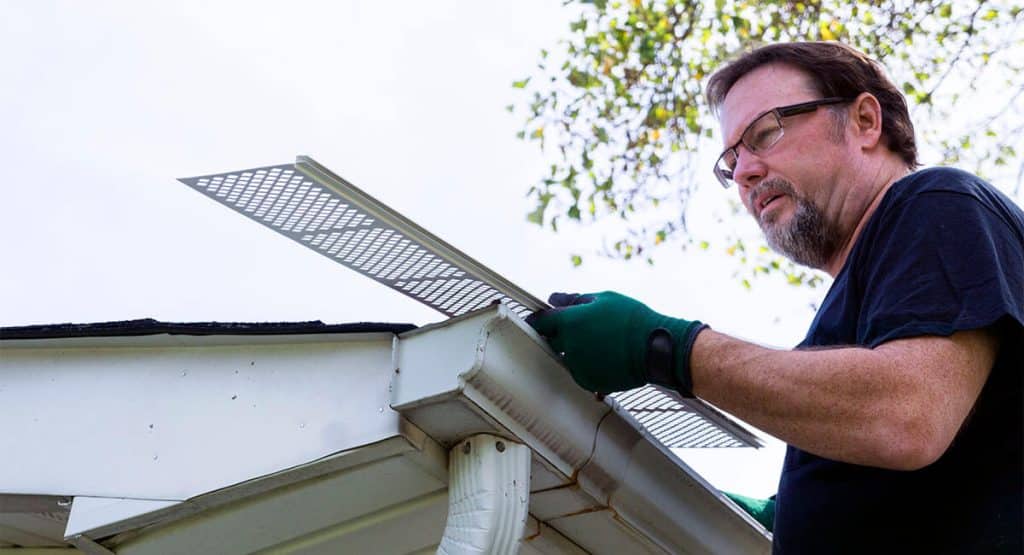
left=611, top=386, right=753, bottom=448
left=179, top=161, right=537, bottom=318
left=178, top=156, right=760, bottom=449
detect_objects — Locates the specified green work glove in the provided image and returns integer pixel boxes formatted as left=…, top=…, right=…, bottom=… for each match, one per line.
left=723, top=492, right=776, bottom=531
left=526, top=291, right=707, bottom=395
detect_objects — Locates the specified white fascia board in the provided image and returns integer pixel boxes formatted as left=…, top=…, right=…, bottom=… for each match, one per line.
left=393, top=304, right=771, bottom=553
left=0, top=333, right=400, bottom=500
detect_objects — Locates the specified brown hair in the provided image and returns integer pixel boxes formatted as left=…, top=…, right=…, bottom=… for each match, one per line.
left=706, top=42, right=918, bottom=168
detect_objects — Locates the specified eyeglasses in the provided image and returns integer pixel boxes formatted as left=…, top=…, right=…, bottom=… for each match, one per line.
left=714, top=97, right=851, bottom=188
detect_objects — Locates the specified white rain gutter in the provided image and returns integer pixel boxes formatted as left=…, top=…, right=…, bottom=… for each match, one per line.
left=393, top=304, right=769, bottom=554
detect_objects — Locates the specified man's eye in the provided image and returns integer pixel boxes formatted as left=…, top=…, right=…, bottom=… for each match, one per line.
left=749, top=127, right=780, bottom=150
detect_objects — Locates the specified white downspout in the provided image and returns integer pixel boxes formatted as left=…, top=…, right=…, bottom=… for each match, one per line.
left=437, top=433, right=531, bottom=554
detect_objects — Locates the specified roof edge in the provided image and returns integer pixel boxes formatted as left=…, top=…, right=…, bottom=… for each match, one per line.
left=0, top=318, right=416, bottom=340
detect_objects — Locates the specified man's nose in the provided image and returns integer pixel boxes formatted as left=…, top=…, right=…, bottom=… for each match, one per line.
left=732, top=147, right=767, bottom=190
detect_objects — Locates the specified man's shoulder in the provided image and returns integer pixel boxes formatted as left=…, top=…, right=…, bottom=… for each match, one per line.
left=882, top=166, right=1024, bottom=231
left=890, top=166, right=991, bottom=200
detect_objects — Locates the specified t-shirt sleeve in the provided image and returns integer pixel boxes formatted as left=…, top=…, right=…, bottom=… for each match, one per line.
left=857, top=189, right=1024, bottom=347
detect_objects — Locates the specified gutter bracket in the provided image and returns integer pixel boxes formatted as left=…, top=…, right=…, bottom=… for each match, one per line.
left=437, top=433, right=530, bottom=555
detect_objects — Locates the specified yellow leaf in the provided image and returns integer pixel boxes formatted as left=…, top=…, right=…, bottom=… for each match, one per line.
left=819, top=22, right=836, bottom=41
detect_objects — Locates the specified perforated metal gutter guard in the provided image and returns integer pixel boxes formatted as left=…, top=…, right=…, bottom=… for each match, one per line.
left=178, top=156, right=761, bottom=449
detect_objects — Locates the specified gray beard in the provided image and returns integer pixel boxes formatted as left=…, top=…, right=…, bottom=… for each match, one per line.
left=757, top=179, right=839, bottom=270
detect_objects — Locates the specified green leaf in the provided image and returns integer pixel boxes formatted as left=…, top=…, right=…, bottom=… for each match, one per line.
left=582, top=149, right=594, bottom=170
left=571, top=254, right=583, bottom=267
left=512, top=78, right=531, bottom=89
left=568, top=69, right=589, bottom=88
left=526, top=205, right=545, bottom=226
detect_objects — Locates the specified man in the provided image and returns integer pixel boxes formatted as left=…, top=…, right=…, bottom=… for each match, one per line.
left=528, top=42, right=1023, bottom=553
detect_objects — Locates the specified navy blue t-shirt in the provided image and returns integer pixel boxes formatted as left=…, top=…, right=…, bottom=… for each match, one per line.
left=773, top=168, right=1024, bottom=554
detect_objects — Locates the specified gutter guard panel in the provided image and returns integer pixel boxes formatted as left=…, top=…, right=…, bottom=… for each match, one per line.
left=179, top=157, right=542, bottom=319
left=610, top=386, right=758, bottom=448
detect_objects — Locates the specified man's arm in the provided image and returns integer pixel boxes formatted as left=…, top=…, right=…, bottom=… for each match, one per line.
left=690, top=328, right=999, bottom=470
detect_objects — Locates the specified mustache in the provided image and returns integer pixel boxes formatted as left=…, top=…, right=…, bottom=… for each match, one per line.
left=751, top=177, right=796, bottom=200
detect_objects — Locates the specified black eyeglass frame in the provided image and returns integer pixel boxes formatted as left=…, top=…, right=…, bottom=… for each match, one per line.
left=714, top=97, right=852, bottom=188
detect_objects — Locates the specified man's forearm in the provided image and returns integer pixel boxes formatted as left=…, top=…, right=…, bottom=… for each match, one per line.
left=688, top=328, right=994, bottom=470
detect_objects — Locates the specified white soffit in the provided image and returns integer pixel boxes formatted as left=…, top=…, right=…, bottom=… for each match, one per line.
left=178, top=156, right=759, bottom=449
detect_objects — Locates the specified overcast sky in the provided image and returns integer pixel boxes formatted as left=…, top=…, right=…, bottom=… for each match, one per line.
left=0, top=1, right=880, bottom=498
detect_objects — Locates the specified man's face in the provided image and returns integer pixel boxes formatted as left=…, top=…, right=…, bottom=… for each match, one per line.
left=718, top=64, right=849, bottom=269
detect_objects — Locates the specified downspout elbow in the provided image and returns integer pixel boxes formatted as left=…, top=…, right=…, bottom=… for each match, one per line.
left=437, top=434, right=531, bottom=555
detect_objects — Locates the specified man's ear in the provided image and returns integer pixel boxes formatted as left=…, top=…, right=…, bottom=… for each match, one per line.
left=851, top=92, right=883, bottom=150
